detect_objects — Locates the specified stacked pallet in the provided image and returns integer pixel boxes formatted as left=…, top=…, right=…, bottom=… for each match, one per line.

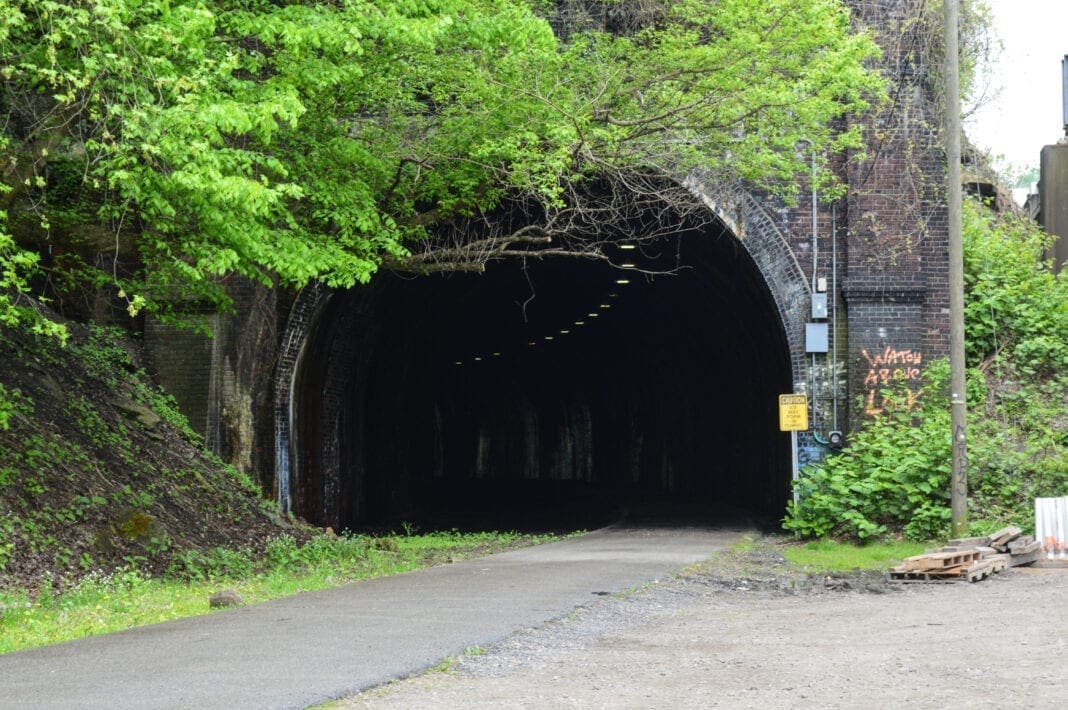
left=887, top=526, right=1040, bottom=583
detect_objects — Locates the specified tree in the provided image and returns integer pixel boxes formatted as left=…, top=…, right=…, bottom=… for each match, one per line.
left=1, top=0, right=883, bottom=323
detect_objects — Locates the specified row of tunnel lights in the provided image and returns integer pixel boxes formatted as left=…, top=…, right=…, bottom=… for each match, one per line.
left=453, top=245, right=639, bottom=367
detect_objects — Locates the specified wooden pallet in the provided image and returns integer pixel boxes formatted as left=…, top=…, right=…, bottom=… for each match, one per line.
left=1009, top=549, right=1041, bottom=567
left=983, top=553, right=1011, bottom=572
left=947, top=535, right=992, bottom=548
left=886, top=566, right=963, bottom=583
left=1008, top=537, right=1041, bottom=555
left=888, top=524, right=1035, bottom=583
left=902, top=550, right=982, bottom=571
left=962, top=559, right=997, bottom=582
left=989, top=525, right=1023, bottom=551
left=933, top=545, right=997, bottom=555
left=887, top=558, right=1000, bottom=584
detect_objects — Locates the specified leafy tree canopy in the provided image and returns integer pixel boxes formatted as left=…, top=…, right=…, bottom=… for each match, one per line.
left=1, top=0, right=882, bottom=323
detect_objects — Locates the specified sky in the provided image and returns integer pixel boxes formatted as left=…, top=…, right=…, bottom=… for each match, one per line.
left=965, top=0, right=1068, bottom=186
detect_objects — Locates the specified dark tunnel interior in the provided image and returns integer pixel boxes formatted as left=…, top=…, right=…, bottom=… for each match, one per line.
left=294, top=221, right=794, bottom=532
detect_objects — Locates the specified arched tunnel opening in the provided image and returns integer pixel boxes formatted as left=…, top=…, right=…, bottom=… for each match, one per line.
left=292, top=218, right=794, bottom=533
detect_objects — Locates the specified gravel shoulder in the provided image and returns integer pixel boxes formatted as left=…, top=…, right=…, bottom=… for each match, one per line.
left=342, top=540, right=1068, bottom=709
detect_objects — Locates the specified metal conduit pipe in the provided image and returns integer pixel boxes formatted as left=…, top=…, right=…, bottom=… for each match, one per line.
left=798, top=139, right=819, bottom=429
left=832, top=203, right=839, bottom=432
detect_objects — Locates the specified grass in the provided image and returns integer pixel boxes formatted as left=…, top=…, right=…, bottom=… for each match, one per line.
left=780, top=538, right=928, bottom=572
left=0, top=529, right=566, bottom=655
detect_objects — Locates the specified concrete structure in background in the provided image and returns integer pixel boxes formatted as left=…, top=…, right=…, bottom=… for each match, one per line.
left=1035, top=55, right=1068, bottom=274
left=1039, top=142, right=1068, bottom=273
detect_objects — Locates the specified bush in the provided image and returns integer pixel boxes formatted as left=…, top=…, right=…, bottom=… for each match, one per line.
left=784, top=362, right=954, bottom=541
left=962, top=202, right=1068, bottom=372
left=167, top=547, right=254, bottom=581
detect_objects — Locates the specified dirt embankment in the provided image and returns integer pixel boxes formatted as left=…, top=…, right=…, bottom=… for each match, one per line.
left=0, top=319, right=301, bottom=593
left=347, top=542, right=1068, bottom=709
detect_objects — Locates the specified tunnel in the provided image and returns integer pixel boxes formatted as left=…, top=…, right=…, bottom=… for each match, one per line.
left=290, top=216, right=794, bottom=533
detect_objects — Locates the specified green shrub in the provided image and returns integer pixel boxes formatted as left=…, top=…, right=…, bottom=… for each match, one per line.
left=0, top=383, right=31, bottom=431
left=0, top=385, right=12, bottom=432
left=144, top=387, right=203, bottom=445
left=784, top=362, right=954, bottom=541
left=962, top=202, right=1068, bottom=372
left=167, top=547, right=254, bottom=581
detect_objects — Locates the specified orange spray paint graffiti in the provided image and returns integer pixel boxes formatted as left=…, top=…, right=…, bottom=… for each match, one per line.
left=862, top=346, right=923, bottom=415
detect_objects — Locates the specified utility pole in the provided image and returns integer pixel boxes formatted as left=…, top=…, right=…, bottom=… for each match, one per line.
left=944, top=0, right=968, bottom=536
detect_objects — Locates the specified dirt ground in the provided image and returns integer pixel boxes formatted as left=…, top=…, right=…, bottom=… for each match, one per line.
left=341, top=550, right=1068, bottom=709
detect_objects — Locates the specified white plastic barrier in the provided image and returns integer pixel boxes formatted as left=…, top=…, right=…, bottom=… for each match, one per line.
left=1036, top=497, right=1068, bottom=559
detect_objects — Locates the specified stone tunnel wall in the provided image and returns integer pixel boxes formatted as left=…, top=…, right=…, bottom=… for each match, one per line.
left=144, top=277, right=284, bottom=490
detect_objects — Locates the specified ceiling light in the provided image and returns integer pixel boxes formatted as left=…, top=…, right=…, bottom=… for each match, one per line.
left=492, top=352, right=501, bottom=357
left=544, top=335, right=554, bottom=341
left=615, top=279, right=630, bottom=285
left=560, top=329, right=570, bottom=334
left=574, top=321, right=584, bottom=326
left=599, top=303, right=611, bottom=309
left=621, top=263, right=636, bottom=268
left=474, top=357, right=482, bottom=361
left=589, top=313, right=599, bottom=318
left=619, top=244, right=636, bottom=250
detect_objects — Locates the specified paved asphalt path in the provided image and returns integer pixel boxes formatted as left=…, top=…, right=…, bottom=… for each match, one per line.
left=0, top=524, right=745, bottom=709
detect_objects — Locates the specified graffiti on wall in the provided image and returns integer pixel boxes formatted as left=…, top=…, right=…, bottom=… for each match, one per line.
left=796, top=432, right=826, bottom=469
left=861, top=346, right=923, bottom=415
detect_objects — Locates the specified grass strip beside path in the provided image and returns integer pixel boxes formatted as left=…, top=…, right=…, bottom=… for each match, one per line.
left=679, top=535, right=929, bottom=585
left=0, top=530, right=564, bottom=655
left=780, top=538, right=927, bottom=572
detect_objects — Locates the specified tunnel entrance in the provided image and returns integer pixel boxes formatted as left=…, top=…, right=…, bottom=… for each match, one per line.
left=292, top=219, right=794, bottom=532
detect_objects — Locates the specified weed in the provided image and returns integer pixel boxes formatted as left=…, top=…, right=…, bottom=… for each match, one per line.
left=0, top=516, right=13, bottom=572
left=372, top=537, right=399, bottom=553
left=429, top=656, right=457, bottom=674
left=145, top=534, right=171, bottom=556
left=168, top=546, right=255, bottom=581
left=142, top=387, right=202, bottom=445
left=0, top=383, right=32, bottom=431
left=67, top=395, right=124, bottom=450
left=71, top=325, right=133, bottom=389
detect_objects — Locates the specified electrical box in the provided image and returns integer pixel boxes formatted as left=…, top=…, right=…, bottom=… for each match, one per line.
left=811, top=293, right=828, bottom=319
left=805, top=323, right=829, bottom=353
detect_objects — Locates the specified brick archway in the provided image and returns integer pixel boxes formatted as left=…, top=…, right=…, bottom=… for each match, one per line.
left=273, top=182, right=811, bottom=523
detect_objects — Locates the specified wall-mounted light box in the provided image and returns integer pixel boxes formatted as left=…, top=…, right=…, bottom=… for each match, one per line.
left=811, top=293, right=828, bottom=319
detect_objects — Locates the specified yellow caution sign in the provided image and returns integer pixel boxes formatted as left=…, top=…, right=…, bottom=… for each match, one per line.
left=779, top=394, right=809, bottom=432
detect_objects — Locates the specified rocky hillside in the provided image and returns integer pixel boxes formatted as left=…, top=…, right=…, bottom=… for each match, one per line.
left=0, top=316, right=301, bottom=593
